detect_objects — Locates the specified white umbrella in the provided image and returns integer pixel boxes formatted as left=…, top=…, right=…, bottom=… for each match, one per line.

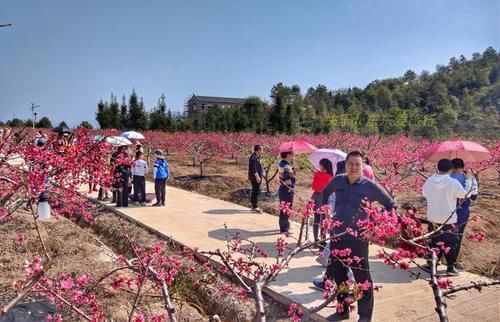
left=120, top=131, right=145, bottom=140
left=106, top=136, right=132, bottom=146
left=308, top=148, right=347, bottom=172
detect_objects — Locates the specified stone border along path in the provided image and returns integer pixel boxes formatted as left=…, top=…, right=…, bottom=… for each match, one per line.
left=86, top=182, right=499, bottom=322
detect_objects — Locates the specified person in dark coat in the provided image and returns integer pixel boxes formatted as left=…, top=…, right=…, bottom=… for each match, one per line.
left=278, top=151, right=296, bottom=234
left=248, top=144, right=264, bottom=213
left=320, top=151, right=396, bottom=322
left=114, top=148, right=132, bottom=208
left=110, top=146, right=124, bottom=203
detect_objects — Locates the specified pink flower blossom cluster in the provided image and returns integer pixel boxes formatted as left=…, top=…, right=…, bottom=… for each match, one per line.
left=287, top=303, right=303, bottom=322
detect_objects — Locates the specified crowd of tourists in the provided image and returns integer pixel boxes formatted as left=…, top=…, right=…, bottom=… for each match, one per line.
left=105, top=144, right=170, bottom=208
left=23, top=129, right=172, bottom=209
left=247, top=145, right=479, bottom=322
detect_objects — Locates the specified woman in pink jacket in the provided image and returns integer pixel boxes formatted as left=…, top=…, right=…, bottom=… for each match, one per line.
left=363, top=157, right=375, bottom=181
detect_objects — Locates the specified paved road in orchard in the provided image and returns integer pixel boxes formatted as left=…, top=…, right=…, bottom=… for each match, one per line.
left=89, top=183, right=499, bottom=322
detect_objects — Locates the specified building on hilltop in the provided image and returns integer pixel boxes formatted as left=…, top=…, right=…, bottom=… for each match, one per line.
left=185, top=94, right=245, bottom=116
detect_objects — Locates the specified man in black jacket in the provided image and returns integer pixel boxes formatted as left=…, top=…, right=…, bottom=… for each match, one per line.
left=248, top=145, right=264, bottom=213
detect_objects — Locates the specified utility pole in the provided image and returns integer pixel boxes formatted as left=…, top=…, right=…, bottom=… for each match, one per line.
left=31, top=103, right=40, bottom=129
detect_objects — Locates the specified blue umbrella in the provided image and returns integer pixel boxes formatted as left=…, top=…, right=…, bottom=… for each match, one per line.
left=93, top=134, right=105, bottom=141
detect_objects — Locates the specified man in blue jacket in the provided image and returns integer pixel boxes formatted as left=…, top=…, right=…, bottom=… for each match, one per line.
left=450, top=158, right=478, bottom=269
left=153, top=150, right=169, bottom=207
left=320, top=151, right=396, bottom=322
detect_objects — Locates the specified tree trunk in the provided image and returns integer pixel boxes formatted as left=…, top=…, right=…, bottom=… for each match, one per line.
left=200, top=162, right=204, bottom=177
left=265, top=169, right=279, bottom=193
left=429, top=252, right=449, bottom=322
left=297, top=218, right=307, bottom=246
left=253, top=277, right=266, bottom=322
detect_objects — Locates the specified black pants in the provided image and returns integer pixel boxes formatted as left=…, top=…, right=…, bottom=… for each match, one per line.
left=311, top=191, right=324, bottom=243
left=313, top=212, right=326, bottom=244
left=327, top=238, right=373, bottom=321
left=250, top=179, right=261, bottom=209
left=112, top=179, right=118, bottom=203
left=278, top=185, right=293, bottom=233
left=155, top=178, right=166, bottom=204
left=133, top=176, right=146, bottom=203
left=116, top=179, right=129, bottom=207
left=430, top=224, right=458, bottom=267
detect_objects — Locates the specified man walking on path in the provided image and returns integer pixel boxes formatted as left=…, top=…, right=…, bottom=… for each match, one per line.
left=320, top=151, right=396, bottom=322
left=153, top=150, right=169, bottom=207
left=248, top=144, right=264, bottom=213
left=132, top=151, right=148, bottom=206
left=450, top=158, right=478, bottom=268
left=423, top=158, right=471, bottom=276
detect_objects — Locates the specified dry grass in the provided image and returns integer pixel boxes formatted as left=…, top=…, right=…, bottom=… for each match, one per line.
left=0, top=207, right=290, bottom=321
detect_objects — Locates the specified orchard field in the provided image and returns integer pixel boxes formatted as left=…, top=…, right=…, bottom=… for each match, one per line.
left=137, top=131, right=500, bottom=278
left=1, top=127, right=499, bottom=321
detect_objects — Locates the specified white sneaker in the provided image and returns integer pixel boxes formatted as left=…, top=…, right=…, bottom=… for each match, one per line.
left=252, top=207, right=263, bottom=214
left=134, top=201, right=140, bottom=206
left=140, top=202, right=146, bottom=206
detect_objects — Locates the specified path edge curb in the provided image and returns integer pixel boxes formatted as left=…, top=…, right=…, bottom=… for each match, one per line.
left=87, top=197, right=328, bottom=322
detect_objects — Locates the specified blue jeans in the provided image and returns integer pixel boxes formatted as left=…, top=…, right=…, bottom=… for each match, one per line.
left=454, top=199, right=470, bottom=262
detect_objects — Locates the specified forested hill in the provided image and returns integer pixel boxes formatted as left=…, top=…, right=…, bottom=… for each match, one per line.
left=91, top=47, right=500, bottom=138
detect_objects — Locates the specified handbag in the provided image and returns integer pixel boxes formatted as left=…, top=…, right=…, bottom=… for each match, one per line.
left=316, top=244, right=330, bottom=267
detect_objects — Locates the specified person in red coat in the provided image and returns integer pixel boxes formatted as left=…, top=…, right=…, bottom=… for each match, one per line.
left=311, top=158, right=334, bottom=246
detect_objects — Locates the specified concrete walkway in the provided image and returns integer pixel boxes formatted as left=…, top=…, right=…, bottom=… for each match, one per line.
left=88, top=182, right=499, bottom=322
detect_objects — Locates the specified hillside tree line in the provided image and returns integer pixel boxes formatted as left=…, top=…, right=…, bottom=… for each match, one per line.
left=93, top=47, right=500, bottom=138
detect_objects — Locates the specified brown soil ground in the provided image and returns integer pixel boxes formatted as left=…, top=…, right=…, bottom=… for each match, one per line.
left=164, top=154, right=500, bottom=279
left=0, top=206, right=290, bottom=321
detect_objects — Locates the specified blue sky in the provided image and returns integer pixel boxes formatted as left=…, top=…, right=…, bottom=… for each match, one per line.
left=1, top=0, right=499, bottom=127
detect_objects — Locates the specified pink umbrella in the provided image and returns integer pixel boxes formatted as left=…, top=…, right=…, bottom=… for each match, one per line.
left=423, top=140, right=491, bottom=162
left=275, top=140, right=317, bottom=155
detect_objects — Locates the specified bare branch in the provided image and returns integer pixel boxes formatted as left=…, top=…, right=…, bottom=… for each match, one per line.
left=41, top=286, right=92, bottom=321
left=443, top=280, right=500, bottom=297
left=1, top=277, right=40, bottom=315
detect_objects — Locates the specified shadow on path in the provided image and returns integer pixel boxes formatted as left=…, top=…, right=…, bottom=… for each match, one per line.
left=203, top=208, right=253, bottom=215
left=208, top=228, right=321, bottom=259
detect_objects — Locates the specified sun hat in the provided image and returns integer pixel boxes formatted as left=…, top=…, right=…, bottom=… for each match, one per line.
left=154, top=149, right=165, bottom=159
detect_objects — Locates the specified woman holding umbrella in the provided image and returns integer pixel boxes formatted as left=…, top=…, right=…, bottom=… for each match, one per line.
left=276, top=140, right=317, bottom=234
left=311, top=158, right=334, bottom=247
